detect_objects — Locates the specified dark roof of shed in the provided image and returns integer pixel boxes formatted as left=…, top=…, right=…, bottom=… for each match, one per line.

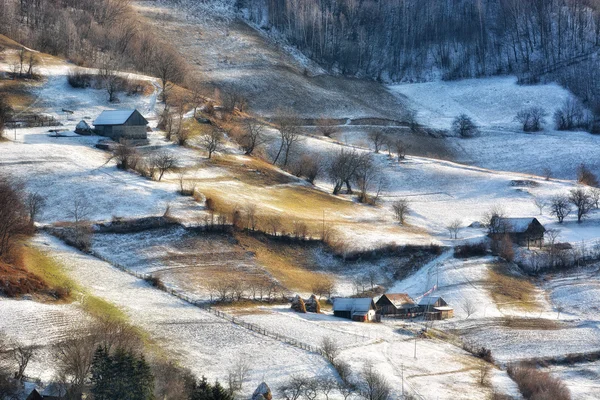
left=93, top=109, right=147, bottom=126
left=378, top=293, right=415, bottom=307
left=499, top=217, right=545, bottom=233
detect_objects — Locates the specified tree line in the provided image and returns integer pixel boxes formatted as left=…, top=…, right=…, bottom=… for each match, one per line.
left=241, top=0, right=600, bottom=117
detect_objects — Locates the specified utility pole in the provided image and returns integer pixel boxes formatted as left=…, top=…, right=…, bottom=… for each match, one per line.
left=322, top=209, right=325, bottom=240
left=414, top=332, right=418, bottom=358
left=401, top=363, right=404, bottom=396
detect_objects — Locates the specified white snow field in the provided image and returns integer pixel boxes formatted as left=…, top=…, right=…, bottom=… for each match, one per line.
left=29, top=234, right=334, bottom=397
left=389, top=77, right=600, bottom=179
left=0, top=299, right=90, bottom=381
left=235, top=305, right=521, bottom=399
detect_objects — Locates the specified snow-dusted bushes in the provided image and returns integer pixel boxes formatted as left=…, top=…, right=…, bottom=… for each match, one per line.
left=507, top=363, right=571, bottom=400
left=515, top=107, right=547, bottom=132
left=451, top=114, right=479, bottom=138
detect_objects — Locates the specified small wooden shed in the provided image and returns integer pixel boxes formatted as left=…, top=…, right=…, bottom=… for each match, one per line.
left=376, top=293, right=417, bottom=317
left=333, top=298, right=377, bottom=322
left=490, top=217, right=546, bottom=248
left=93, top=109, right=148, bottom=140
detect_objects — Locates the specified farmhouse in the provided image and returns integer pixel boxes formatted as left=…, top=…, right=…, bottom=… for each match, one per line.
left=93, top=109, right=148, bottom=140
left=333, top=298, right=377, bottom=322
left=418, top=296, right=454, bottom=320
left=491, top=217, right=546, bottom=248
left=376, top=293, right=417, bottom=317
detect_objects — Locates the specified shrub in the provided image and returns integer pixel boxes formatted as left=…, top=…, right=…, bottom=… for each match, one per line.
left=515, top=107, right=547, bottom=132
left=454, top=241, right=488, bottom=258
left=144, top=275, right=166, bottom=291
left=554, top=98, right=587, bottom=131
left=507, top=363, right=571, bottom=400
left=576, top=164, right=599, bottom=187
left=67, top=69, right=94, bottom=88
left=452, top=114, right=479, bottom=138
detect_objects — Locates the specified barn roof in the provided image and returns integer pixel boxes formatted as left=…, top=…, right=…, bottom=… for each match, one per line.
left=93, top=109, right=137, bottom=126
left=498, top=217, right=545, bottom=234
left=333, top=298, right=374, bottom=313
left=380, top=293, right=415, bottom=307
left=418, top=296, right=442, bottom=306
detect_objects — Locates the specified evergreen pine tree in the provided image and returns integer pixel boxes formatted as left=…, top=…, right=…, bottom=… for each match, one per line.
left=91, top=346, right=112, bottom=400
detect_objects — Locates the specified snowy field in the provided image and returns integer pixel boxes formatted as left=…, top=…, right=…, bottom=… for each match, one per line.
left=236, top=305, right=520, bottom=399
left=0, top=299, right=90, bottom=381
left=29, top=234, right=334, bottom=396
left=389, top=77, right=600, bottom=179
left=546, top=361, right=600, bottom=400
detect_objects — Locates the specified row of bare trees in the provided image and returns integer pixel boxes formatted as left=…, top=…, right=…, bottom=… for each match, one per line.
left=280, top=337, right=396, bottom=400
left=1, top=0, right=188, bottom=96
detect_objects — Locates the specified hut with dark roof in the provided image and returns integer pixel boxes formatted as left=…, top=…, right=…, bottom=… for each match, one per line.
left=93, top=109, right=148, bottom=140
left=376, top=293, right=417, bottom=318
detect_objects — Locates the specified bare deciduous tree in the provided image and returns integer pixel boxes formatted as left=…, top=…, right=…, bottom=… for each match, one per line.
left=111, top=140, right=139, bottom=170
left=392, top=199, right=410, bottom=225
left=452, top=114, right=478, bottom=138
left=152, top=49, right=186, bottom=103
left=533, top=197, right=547, bottom=215
left=478, top=360, right=491, bottom=386
left=515, top=107, right=547, bottom=132
left=279, top=375, right=307, bottom=400
left=446, top=219, right=462, bottom=239
left=550, top=195, right=572, bottom=223
left=328, top=149, right=364, bottom=195
left=26, top=192, right=46, bottom=227
left=240, top=120, right=267, bottom=155
left=0, top=177, right=28, bottom=258
left=227, top=354, right=252, bottom=395
left=13, top=344, right=34, bottom=381
left=199, top=125, right=224, bottom=160
left=360, top=362, right=391, bottom=400
left=368, top=130, right=387, bottom=153
left=569, top=187, right=593, bottom=223
left=460, top=298, right=477, bottom=319
left=272, top=111, right=303, bottom=167
left=316, top=117, right=339, bottom=138
left=320, top=337, right=340, bottom=364
left=151, top=152, right=177, bottom=181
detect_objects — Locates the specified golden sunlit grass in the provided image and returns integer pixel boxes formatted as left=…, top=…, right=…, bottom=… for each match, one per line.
left=23, top=246, right=130, bottom=322
left=487, top=262, right=543, bottom=312
left=235, top=233, right=335, bottom=293
left=0, top=80, right=38, bottom=111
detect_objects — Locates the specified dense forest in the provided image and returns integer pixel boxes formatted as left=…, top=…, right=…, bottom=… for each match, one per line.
left=240, top=0, right=600, bottom=115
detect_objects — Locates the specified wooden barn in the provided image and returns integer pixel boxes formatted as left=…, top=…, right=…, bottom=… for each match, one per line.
left=333, top=298, right=377, bottom=322
left=93, top=109, right=148, bottom=140
left=418, top=296, right=454, bottom=320
left=490, top=217, right=546, bottom=248
left=376, top=293, right=417, bottom=318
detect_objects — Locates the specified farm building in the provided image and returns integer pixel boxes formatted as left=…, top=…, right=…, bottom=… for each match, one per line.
left=93, top=109, right=148, bottom=140
left=376, top=293, right=417, bottom=317
left=333, top=298, right=377, bottom=322
left=418, top=296, right=454, bottom=320
left=489, top=217, right=546, bottom=248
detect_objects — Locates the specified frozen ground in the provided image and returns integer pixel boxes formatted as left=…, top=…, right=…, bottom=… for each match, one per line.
left=30, top=233, right=334, bottom=397
left=388, top=77, right=600, bottom=179
left=545, top=361, right=600, bottom=400
left=133, top=1, right=411, bottom=119
left=236, top=305, right=521, bottom=399
left=0, top=299, right=90, bottom=381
